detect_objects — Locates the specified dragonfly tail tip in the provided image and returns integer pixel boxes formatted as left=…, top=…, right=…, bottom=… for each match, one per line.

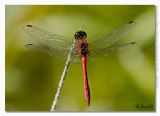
left=87, top=102, right=90, bottom=107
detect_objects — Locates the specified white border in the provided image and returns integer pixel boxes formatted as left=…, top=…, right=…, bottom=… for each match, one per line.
left=3, top=0, right=156, bottom=5
left=0, top=1, right=5, bottom=115
left=156, top=0, right=160, bottom=115
left=1, top=0, right=160, bottom=116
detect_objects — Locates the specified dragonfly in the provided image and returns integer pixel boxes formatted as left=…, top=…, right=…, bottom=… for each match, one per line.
left=23, top=20, right=136, bottom=106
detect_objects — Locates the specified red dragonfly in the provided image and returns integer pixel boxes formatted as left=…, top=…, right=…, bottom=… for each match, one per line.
left=23, top=20, right=136, bottom=106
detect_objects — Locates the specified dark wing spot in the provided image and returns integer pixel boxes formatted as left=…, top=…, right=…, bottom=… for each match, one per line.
left=28, top=44, right=34, bottom=45
left=128, top=20, right=134, bottom=24
left=25, top=44, right=34, bottom=48
left=26, top=24, right=32, bottom=27
left=129, top=42, right=137, bottom=45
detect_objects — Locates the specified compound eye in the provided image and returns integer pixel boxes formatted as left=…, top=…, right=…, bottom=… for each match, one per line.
left=74, top=32, right=79, bottom=39
left=83, top=32, right=87, bottom=37
left=74, top=31, right=87, bottom=39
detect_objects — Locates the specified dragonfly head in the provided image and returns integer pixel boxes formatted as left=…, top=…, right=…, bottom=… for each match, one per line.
left=74, top=31, right=87, bottom=40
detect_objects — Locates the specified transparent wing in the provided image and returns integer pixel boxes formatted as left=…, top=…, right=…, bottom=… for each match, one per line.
left=23, top=25, right=81, bottom=63
left=23, top=24, right=73, bottom=43
left=89, top=20, right=135, bottom=51
left=88, top=42, right=136, bottom=57
left=71, top=55, right=81, bottom=63
left=23, top=24, right=76, bottom=58
left=25, top=41, right=69, bottom=56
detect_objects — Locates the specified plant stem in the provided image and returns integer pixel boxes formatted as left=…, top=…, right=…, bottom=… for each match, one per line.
left=50, top=41, right=76, bottom=111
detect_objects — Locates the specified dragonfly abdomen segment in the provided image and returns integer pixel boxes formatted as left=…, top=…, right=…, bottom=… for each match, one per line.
left=81, top=56, right=90, bottom=106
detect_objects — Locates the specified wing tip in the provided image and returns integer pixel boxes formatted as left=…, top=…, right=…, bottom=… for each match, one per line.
left=25, top=44, right=34, bottom=48
left=22, top=24, right=33, bottom=32
left=128, top=20, right=136, bottom=25
left=26, top=24, right=33, bottom=27
left=129, top=42, right=137, bottom=45
left=128, top=20, right=133, bottom=24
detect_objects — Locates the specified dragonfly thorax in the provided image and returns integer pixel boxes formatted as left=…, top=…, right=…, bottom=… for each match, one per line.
left=74, top=31, right=87, bottom=40
left=81, top=43, right=88, bottom=56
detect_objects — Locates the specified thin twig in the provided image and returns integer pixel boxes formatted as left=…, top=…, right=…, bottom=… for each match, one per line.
left=50, top=41, right=76, bottom=111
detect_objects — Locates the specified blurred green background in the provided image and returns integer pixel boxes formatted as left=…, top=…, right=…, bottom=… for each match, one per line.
left=5, top=5, right=155, bottom=111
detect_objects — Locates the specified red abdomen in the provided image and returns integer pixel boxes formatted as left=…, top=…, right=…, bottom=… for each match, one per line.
left=81, top=56, right=90, bottom=106
left=76, top=39, right=90, bottom=106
